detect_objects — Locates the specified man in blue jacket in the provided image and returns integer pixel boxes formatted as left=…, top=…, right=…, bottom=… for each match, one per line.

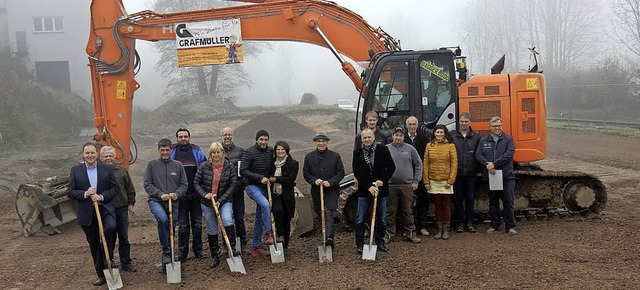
left=476, top=116, right=517, bottom=235
left=170, top=128, right=207, bottom=261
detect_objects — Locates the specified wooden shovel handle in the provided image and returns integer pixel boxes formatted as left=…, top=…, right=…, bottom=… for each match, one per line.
left=93, top=200, right=112, bottom=264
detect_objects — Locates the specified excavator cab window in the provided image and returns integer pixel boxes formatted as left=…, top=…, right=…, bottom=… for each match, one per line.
left=371, top=61, right=409, bottom=130
left=419, top=56, right=455, bottom=129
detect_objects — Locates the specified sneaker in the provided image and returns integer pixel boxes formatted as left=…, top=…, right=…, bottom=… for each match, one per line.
left=383, top=231, right=391, bottom=244
left=121, top=264, right=137, bottom=272
left=194, top=251, right=207, bottom=259
left=419, top=228, right=430, bottom=236
left=326, top=237, right=334, bottom=247
left=456, top=224, right=465, bottom=233
left=508, top=228, right=518, bottom=235
left=264, top=233, right=274, bottom=245
left=251, top=247, right=270, bottom=256
left=161, top=253, right=171, bottom=264
left=486, top=228, right=497, bottom=234
left=467, top=224, right=477, bottom=233
left=404, top=231, right=421, bottom=243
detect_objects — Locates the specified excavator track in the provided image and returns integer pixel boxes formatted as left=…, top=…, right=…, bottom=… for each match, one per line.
left=338, top=165, right=607, bottom=229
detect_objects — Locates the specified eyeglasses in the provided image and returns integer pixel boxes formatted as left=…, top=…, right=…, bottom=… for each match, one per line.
left=491, top=125, right=503, bottom=128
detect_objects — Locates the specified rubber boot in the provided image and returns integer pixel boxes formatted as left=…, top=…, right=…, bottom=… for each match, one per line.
left=442, top=222, right=450, bottom=240
left=208, top=234, right=220, bottom=269
left=225, top=225, right=241, bottom=257
left=434, top=222, right=443, bottom=240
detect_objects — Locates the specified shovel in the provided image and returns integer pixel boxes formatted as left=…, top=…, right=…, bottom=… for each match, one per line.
left=362, top=192, right=378, bottom=261
left=166, top=199, right=181, bottom=283
left=93, top=201, right=123, bottom=290
left=317, top=185, right=333, bottom=263
left=211, top=196, right=246, bottom=274
left=266, top=183, right=285, bottom=263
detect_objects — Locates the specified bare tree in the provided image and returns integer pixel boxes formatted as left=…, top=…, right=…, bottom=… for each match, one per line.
left=153, top=0, right=270, bottom=102
left=610, top=0, right=640, bottom=58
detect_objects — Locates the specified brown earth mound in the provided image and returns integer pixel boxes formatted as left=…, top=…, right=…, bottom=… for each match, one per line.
left=234, top=112, right=316, bottom=142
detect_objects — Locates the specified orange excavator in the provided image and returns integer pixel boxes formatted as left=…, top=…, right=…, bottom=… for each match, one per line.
left=15, top=0, right=605, bottom=236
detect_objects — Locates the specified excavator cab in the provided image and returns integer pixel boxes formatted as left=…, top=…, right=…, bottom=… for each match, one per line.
left=360, top=49, right=458, bottom=134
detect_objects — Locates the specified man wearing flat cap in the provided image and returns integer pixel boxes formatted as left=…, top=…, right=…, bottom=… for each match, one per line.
left=303, top=132, right=345, bottom=247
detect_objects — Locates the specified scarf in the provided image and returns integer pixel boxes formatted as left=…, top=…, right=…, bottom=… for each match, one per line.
left=362, top=143, right=377, bottom=173
left=273, top=155, right=287, bottom=195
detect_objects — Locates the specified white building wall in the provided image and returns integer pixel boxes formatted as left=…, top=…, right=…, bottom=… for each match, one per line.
left=6, top=0, right=91, bottom=99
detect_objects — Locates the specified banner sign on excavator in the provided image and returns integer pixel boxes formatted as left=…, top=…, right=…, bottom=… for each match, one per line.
left=175, top=19, right=243, bottom=67
left=420, top=60, right=450, bottom=82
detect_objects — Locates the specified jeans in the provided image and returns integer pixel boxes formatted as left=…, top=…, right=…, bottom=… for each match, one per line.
left=148, top=199, right=179, bottom=254
left=453, top=176, right=477, bottom=225
left=245, top=185, right=272, bottom=249
left=114, top=206, right=132, bottom=265
left=488, top=179, right=516, bottom=231
left=178, top=198, right=203, bottom=256
left=201, top=202, right=234, bottom=235
left=232, top=188, right=247, bottom=248
left=355, top=195, right=388, bottom=246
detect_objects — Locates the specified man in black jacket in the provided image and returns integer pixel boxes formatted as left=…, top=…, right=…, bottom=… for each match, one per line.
left=403, top=116, right=431, bottom=236
left=353, top=129, right=396, bottom=254
left=240, top=130, right=275, bottom=256
left=221, top=127, right=247, bottom=250
left=303, top=132, right=345, bottom=247
left=452, top=112, right=481, bottom=233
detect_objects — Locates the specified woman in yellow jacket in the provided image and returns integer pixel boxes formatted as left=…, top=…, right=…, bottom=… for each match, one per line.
left=423, top=124, right=458, bottom=240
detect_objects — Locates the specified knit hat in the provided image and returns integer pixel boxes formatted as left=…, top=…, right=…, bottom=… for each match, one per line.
left=255, top=129, right=270, bottom=140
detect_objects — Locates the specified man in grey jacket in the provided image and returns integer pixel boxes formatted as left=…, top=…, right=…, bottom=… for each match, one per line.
left=303, top=132, right=345, bottom=247
left=386, top=127, right=423, bottom=243
left=144, top=138, right=188, bottom=266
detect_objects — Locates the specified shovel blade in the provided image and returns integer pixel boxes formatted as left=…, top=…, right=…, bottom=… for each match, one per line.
left=362, top=244, right=377, bottom=261
left=166, top=261, right=181, bottom=283
left=317, top=245, right=333, bottom=263
left=226, top=256, right=246, bottom=274
left=103, top=268, right=123, bottom=290
left=235, top=236, right=242, bottom=254
left=269, top=242, right=285, bottom=263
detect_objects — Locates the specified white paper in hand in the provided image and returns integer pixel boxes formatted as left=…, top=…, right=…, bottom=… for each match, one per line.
left=489, top=170, right=503, bottom=190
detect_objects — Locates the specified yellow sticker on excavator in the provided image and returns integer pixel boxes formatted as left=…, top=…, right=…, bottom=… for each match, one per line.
left=420, top=61, right=450, bottom=82
left=116, top=81, right=126, bottom=99
left=526, top=78, right=538, bottom=90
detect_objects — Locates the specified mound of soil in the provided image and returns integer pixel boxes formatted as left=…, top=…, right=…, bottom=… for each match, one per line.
left=234, top=112, right=316, bottom=142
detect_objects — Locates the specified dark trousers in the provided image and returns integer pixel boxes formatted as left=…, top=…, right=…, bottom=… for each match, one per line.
left=387, top=186, right=416, bottom=234
left=488, top=179, right=516, bottom=231
left=113, top=206, right=132, bottom=265
left=82, top=206, right=116, bottom=278
left=232, top=188, right=247, bottom=248
left=453, top=176, right=477, bottom=225
left=413, top=184, right=429, bottom=230
left=311, top=189, right=338, bottom=240
left=355, top=196, right=388, bottom=246
left=271, top=197, right=292, bottom=248
left=178, top=198, right=203, bottom=256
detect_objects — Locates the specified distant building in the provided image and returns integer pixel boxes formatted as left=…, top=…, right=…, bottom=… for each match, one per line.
left=4, top=0, right=91, bottom=99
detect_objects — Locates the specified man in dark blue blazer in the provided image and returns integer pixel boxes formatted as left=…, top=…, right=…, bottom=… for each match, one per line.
left=67, top=142, right=119, bottom=286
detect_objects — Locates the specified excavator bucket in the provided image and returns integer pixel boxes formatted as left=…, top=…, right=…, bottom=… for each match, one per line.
left=291, top=187, right=314, bottom=238
left=15, top=176, right=77, bottom=237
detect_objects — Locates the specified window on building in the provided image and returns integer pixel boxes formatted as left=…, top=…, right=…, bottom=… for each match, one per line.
left=33, top=16, right=64, bottom=33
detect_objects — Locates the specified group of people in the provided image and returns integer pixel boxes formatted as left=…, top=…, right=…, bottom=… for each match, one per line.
left=66, top=112, right=516, bottom=286
left=350, top=111, right=516, bottom=255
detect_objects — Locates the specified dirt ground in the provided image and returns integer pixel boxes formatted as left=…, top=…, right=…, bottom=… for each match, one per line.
left=1, top=112, right=640, bottom=289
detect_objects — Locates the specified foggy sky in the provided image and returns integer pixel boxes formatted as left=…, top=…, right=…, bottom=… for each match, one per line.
left=122, top=0, right=469, bottom=109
